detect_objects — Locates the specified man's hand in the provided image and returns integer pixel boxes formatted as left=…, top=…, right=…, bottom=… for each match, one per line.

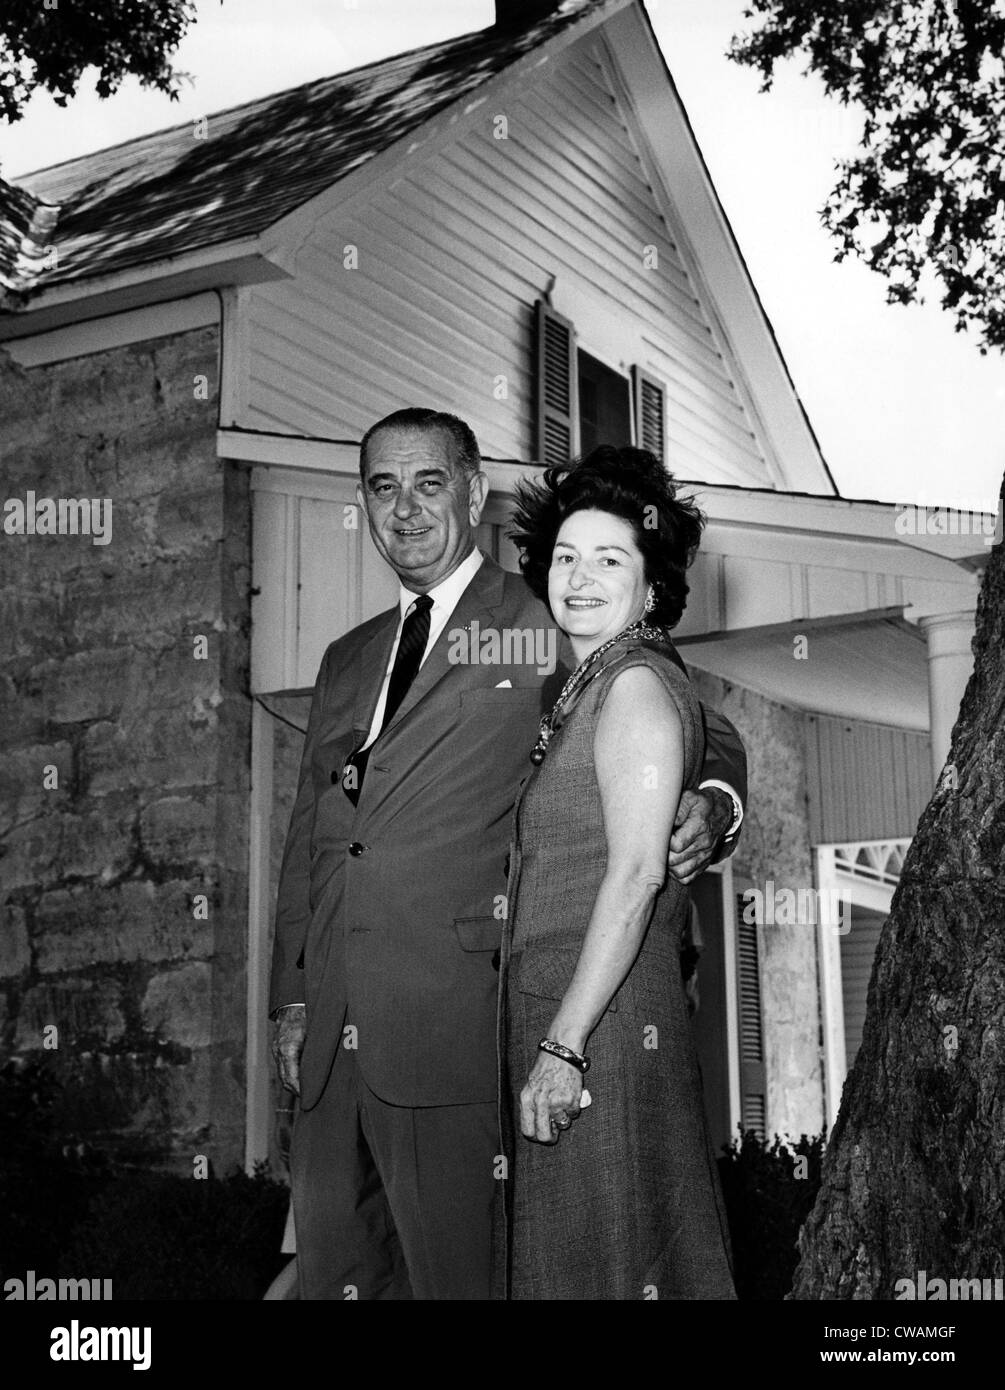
left=667, top=788, right=733, bottom=884
left=272, top=1004, right=307, bottom=1096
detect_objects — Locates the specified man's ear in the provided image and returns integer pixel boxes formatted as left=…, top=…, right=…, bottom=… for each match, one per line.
left=468, top=469, right=490, bottom=526
left=355, top=481, right=368, bottom=517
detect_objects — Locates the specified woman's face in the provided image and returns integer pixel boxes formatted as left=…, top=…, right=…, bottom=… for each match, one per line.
left=548, top=508, right=649, bottom=652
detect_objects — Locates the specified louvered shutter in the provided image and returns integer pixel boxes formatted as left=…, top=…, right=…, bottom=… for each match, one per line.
left=535, top=300, right=578, bottom=466
left=840, top=910, right=885, bottom=1067
left=737, top=893, right=767, bottom=1138
left=632, top=365, right=667, bottom=463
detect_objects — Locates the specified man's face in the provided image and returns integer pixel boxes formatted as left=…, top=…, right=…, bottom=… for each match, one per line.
left=357, top=425, right=489, bottom=591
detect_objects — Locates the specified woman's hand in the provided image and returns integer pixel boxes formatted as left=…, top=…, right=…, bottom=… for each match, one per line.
left=520, top=1051, right=584, bottom=1143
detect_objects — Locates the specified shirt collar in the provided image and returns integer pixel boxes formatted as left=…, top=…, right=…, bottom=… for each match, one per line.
left=397, top=547, right=484, bottom=620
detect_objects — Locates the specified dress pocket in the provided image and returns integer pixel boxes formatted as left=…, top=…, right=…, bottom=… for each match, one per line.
left=515, top=946, right=618, bottom=1013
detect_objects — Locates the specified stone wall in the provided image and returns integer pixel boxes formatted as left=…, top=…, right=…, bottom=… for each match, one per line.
left=0, top=324, right=251, bottom=1174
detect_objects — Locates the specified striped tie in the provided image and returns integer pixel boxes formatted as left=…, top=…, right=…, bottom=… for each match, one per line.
left=342, top=594, right=433, bottom=804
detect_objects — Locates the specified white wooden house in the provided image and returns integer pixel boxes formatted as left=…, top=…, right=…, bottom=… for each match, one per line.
left=1, top=0, right=990, bottom=1171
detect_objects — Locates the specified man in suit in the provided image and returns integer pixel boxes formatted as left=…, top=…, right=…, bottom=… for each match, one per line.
left=270, top=407, right=747, bottom=1300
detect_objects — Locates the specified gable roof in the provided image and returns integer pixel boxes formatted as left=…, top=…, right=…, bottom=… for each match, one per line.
left=2, top=0, right=612, bottom=299
left=1, top=0, right=836, bottom=495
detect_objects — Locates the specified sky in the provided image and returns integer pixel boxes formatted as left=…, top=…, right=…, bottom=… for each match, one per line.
left=2, top=0, right=1002, bottom=510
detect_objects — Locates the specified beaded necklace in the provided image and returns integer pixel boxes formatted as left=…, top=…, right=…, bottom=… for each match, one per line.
left=529, top=619, right=670, bottom=766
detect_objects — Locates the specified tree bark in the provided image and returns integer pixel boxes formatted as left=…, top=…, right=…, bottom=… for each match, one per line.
left=791, top=477, right=1005, bottom=1299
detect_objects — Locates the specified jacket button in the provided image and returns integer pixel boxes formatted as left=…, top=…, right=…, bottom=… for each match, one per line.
left=348, top=842, right=366, bottom=856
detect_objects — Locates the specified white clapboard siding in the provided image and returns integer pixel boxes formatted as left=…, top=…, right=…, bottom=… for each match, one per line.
left=803, top=714, right=932, bottom=844
left=245, top=38, right=772, bottom=488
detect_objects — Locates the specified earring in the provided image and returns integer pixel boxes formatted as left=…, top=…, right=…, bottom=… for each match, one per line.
left=644, top=587, right=656, bottom=615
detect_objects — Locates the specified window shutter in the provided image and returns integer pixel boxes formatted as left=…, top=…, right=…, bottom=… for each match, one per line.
left=535, top=300, right=578, bottom=466
left=840, top=910, right=885, bottom=1068
left=632, top=366, right=667, bottom=463
left=736, top=893, right=767, bottom=1138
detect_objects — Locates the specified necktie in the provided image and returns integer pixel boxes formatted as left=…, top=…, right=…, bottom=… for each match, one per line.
left=342, top=594, right=433, bottom=804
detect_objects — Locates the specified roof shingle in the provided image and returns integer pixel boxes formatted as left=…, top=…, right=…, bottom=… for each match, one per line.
left=0, top=177, right=59, bottom=303
left=5, top=1, right=608, bottom=301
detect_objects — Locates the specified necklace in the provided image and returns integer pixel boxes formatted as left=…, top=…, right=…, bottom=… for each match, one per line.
left=529, top=620, right=669, bottom=766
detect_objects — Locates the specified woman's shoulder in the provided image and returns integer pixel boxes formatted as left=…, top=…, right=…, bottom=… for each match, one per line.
left=588, top=639, right=703, bottom=761
left=592, top=637, right=693, bottom=700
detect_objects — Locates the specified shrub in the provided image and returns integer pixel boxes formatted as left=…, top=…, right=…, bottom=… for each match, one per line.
left=0, top=1058, right=110, bottom=1279
left=718, top=1128, right=825, bottom=1300
left=62, top=1168, right=290, bottom=1299
left=0, top=1057, right=289, bottom=1298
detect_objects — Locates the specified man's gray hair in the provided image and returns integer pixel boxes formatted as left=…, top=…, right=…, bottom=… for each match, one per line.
left=359, top=408, right=482, bottom=479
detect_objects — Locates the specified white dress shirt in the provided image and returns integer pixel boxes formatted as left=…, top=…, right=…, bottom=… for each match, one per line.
left=698, top=777, right=744, bottom=839
left=361, top=547, right=484, bottom=750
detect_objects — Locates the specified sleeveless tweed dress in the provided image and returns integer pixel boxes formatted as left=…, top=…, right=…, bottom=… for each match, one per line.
left=495, top=636, right=736, bottom=1301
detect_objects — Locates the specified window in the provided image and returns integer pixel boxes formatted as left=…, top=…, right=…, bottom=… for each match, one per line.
left=578, top=350, right=631, bottom=457
left=535, top=299, right=668, bottom=467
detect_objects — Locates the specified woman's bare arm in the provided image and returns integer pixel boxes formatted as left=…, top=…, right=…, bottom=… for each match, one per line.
left=519, top=664, right=685, bottom=1141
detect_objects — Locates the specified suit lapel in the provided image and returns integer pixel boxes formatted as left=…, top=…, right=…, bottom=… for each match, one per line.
left=380, top=557, right=507, bottom=736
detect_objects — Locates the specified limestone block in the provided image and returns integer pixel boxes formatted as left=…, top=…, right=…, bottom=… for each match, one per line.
left=0, top=903, right=31, bottom=977
left=34, top=879, right=215, bottom=973
left=140, top=963, right=212, bottom=1049
left=139, top=795, right=215, bottom=866
left=14, top=978, right=125, bottom=1049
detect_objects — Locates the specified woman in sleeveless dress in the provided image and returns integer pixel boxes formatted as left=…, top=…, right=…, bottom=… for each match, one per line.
left=495, top=446, right=736, bottom=1301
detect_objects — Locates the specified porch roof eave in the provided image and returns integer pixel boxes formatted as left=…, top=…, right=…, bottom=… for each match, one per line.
left=681, top=479, right=1000, bottom=573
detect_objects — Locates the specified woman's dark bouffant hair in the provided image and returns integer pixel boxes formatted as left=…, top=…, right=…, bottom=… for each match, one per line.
left=508, top=445, right=704, bottom=630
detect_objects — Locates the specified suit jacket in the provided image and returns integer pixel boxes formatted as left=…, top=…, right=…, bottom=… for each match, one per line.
left=269, top=556, right=746, bottom=1110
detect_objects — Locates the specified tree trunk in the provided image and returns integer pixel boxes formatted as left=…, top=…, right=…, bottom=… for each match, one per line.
left=791, top=476, right=1005, bottom=1299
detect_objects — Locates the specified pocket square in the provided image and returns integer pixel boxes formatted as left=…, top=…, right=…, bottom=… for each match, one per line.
left=494, top=679, right=512, bottom=688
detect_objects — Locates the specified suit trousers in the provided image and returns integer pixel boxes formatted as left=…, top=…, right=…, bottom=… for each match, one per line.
left=291, top=1048, right=498, bottom=1300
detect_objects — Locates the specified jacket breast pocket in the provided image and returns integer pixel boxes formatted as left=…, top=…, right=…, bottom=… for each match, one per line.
left=459, top=687, right=543, bottom=712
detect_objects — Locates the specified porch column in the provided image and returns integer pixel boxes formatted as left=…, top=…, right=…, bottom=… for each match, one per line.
left=918, top=610, right=977, bottom=781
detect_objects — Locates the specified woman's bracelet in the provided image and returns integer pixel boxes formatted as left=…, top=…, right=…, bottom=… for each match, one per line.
left=538, top=1038, right=591, bottom=1074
